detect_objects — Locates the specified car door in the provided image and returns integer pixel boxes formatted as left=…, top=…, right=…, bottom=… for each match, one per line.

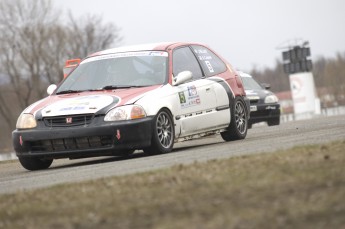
left=191, top=44, right=232, bottom=126
left=173, top=46, right=227, bottom=137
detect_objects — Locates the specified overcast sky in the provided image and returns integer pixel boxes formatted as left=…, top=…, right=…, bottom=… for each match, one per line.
left=54, top=0, right=345, bottom=71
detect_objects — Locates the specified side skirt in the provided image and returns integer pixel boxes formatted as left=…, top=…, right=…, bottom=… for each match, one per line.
left=175, top=128, right=228, bottom=143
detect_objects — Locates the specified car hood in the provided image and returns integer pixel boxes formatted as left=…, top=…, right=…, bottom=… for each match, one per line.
left=245, top=89, right=272, bottom=100
left=25, top=85, right=161, bottom=117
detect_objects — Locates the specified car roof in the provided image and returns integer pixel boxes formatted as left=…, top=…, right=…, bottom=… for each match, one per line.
left=88, top=42, right=203, bottom=57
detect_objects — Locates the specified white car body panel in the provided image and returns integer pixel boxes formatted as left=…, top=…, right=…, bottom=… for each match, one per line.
left=136, top=79, right=231, bottom=139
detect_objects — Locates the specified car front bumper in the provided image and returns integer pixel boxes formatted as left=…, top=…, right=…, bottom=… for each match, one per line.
left=249, top=103, right=280, bottom=123
left=12, top=116, right=153, bottom=159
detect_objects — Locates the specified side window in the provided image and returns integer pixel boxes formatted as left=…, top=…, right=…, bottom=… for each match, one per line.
left=173, top=47, right=203, bottom=80
left=191, top=45, right=227, bottom=77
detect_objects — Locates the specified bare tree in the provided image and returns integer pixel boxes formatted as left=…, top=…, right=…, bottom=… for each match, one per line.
left=323, top=53, right=345, bottom=105
left=66, top=13, right=122, bottom=58
left=249, top=59, right=290, bottom=92
left=0, top=0, right=122, bottom=150
left=0, top=0, right=60, bottom=108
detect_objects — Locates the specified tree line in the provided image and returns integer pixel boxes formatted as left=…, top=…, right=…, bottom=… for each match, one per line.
left=0, top=0, right=121, bottom=151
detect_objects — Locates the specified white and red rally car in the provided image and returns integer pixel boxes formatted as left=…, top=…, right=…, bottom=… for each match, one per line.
left=13, top=42, right=250, bottom=170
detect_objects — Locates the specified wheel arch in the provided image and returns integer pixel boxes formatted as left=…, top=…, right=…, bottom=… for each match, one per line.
left=153, top=106, right=177, bottom=136
left=143, top=107, right=175, bottom=154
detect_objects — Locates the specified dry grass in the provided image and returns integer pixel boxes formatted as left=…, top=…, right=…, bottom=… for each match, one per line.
left=0, top=141, right=344, bottom=229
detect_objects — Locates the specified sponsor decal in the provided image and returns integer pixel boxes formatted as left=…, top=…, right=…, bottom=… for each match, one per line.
left=60, top=106, right=85, bottom=112
left=193, top=48, right=208, bottom=54
left=266, top=106, right=277, bottom=110
left=42, top=95, right=116, bottom=117
left=149, top=51, right=167, bottom=56
left=194, top=47, right=212, bottom=61
left=188, top=85, right=198, bottom=96
left=198, top=55, right=212, bottom=61
left=83, top=51, right=168, bottom=64
left=179, top=92, right=186, bottom=104
left=179, top=85, right=201, bottom=109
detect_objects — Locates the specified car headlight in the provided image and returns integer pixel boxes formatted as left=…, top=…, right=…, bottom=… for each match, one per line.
left=16, top=114, right=37, bottom=129
left=264, top=94, right=279, bottom=104
left=104, top=105, right=146, bottom=121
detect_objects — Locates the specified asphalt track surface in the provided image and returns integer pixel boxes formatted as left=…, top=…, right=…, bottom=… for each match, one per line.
left=1, top=115, right=344, bottom=194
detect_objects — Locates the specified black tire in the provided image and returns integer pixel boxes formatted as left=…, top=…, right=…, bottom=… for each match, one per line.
left=221, top=96, right=248, bottom=141
left=248, top=121, right=253, bottom=129
left=18, top=157, right=53, bottom=171
left=144, top=109, right=174, bottom=155
left=267, top=117, right=280, bottom=126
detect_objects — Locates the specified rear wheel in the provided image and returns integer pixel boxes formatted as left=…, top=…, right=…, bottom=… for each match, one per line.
left=18, top=157, right=53, bottom=171
left=144, top=109, right=174, bottom=155
left=221, top=96, right=248, bottom=141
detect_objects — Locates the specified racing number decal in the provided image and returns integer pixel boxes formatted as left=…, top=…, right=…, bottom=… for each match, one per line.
left=205, top=61, right=214, bottom=73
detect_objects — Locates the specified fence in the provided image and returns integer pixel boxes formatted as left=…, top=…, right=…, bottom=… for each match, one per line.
left=281, top=106, right=345, bottom=122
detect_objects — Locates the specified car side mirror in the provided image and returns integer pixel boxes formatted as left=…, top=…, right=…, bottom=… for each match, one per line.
left=172, top=71, right=193, bottom=86
left=47, top=84, right=57, bottom=95
left=261, top=83, right=271, bottom=90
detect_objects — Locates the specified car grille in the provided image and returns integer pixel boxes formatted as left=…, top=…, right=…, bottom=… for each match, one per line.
left=250, top=110, right=270, bottom=117
left=249, top=99, right=259, bottom=104
left=29, top=136, right=113, bottom=152
left=43, top=114, right=94, bottom=127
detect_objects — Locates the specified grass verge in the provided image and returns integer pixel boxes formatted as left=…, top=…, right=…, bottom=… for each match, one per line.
left=0, top=141, right=344, bottom=229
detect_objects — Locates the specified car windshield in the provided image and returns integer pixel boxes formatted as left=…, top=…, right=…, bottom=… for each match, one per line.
left=56, top=51, right=168, bottom=93
left=241, top=76, right=263, bottom=90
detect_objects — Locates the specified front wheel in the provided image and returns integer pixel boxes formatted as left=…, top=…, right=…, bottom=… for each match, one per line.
left=18, top=157, right=53, bottom=171
left=221, top=96, right=248, bottom=141
left=144, top=109, right=174, bottom=155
